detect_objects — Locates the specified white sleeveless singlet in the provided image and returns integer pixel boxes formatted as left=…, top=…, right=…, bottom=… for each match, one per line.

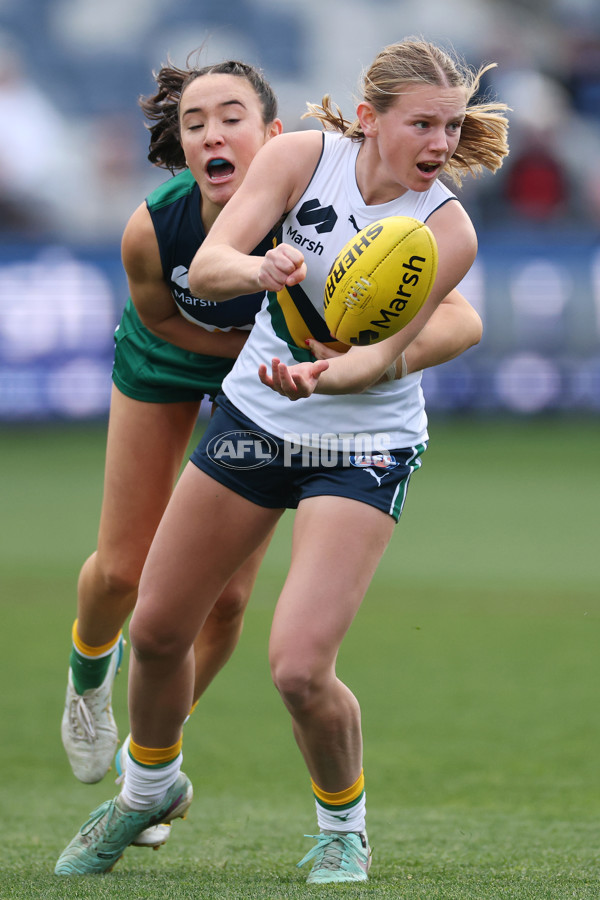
left=222, top=131, right=457, bottom=451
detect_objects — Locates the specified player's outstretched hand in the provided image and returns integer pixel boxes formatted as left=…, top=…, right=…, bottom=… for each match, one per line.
left=258, top=357, right=329, bottom=400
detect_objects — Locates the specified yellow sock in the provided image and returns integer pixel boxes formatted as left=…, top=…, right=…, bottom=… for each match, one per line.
left=311, top=770, right=364, bottom=807
left=311, top=770, right=366, bottom=833
left=72, top=619, right=121, bottom=657
left=129, top=737, right=183, bottom=768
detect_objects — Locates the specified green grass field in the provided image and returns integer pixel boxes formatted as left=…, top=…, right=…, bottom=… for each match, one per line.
left=1, top=417, right=598, bottom=899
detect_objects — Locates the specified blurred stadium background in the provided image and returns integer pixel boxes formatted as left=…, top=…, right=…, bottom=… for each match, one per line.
left=1, top=6, right=599, bottom=893
left=0, top=0, right=599, bottom=421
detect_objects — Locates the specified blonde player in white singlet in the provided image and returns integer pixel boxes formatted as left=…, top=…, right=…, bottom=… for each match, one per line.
left=55, top=38, right=509, bottom=884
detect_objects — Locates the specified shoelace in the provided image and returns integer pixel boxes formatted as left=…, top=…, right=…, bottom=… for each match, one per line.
left=70, top=695, right=97, bottom=742
left=80, top=799, right=116, bottom=837
left=297, top=833, right=363, bottom=871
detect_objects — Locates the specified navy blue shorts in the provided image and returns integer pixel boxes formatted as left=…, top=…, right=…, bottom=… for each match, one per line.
left=190, top=394, right=427, bottom=523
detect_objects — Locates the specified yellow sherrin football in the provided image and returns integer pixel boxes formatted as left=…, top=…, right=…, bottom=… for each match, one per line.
left=323, top=216, right=438, bottom=346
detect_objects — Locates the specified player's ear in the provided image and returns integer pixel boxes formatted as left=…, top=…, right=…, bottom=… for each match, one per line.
left=267, top=118, right=284, bottom=139
left=357, top=102, right=378, bottom=137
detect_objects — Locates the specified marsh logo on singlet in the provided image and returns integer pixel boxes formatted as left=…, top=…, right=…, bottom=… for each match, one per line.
left=296, top=199, right=338, bottom=233
left=170, top=265, right=217, bottom=308
left=207, top=430, right=279, bottom=469
left=171, top=265, right=189, bottom=289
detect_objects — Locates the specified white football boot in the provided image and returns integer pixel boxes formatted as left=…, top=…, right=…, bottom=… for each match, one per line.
left=61, top=636, right=123, bottom=783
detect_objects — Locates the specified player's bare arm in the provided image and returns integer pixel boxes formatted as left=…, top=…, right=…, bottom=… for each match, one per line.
left=307, top=289, right=482, bottom=379
left=263, top=203, right=478, bottom=398
left=312, top=203, right=477, bottom=394
left=188, top=131, right=324, bottom=301
left=402, top=289, right=482, bottom=375
left=123, top=203, right=247, bottom=358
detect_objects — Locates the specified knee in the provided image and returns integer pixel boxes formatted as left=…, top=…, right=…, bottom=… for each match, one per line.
left=90, top=550, right=142, bottom=600
left=128, top=612, right=186, bottom=666
left=208, top=581, right=249, bottom=629
left=270, top=656, right=321, bottom=715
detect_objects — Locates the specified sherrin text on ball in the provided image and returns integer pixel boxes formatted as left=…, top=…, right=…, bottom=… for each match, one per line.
left=323, top=216, right=438, bottom=346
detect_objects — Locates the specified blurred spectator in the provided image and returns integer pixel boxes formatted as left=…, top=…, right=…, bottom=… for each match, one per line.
left=0, top=33, right=81, bottom=237
left=75, top=111, right=160, bottom=241
left=474, top=60, right=600, bottom=227
left=564, top=31, right=600, bottom=121
left=503, top=131, right=569, bottom=222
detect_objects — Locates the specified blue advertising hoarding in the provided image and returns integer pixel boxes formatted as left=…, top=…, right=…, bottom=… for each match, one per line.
left=0, top=234, right=599, bottom=420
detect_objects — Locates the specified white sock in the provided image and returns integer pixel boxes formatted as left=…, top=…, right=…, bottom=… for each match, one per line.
left=120, top=752, right=182, bottom=810
left=315, top=792, right=366, bottom=834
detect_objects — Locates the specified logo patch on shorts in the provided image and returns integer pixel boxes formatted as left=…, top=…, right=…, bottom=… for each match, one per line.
left=349, top=453, right=398, bottom=469
left=207, top=430, right=279, bottom=469
left=350, top=453, right=399, bottom=487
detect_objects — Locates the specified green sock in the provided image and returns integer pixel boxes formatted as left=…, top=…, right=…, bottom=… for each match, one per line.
left=70, top=646, right=112, bottom=694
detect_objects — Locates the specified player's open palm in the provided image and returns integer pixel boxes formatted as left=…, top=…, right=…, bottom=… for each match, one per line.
left=258, top=357, right=329, bottom=399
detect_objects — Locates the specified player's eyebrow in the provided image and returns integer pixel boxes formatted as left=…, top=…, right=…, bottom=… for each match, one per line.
left=181, top=99, right=247, bottom=119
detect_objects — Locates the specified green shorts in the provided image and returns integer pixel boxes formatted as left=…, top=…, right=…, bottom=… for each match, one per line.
left=112, top=298, right=234, bottom=403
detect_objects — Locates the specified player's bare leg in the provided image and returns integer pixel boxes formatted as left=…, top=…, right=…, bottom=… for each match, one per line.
left=191, top=533, right=273, bottom=702
left=127, top=466, right=282, bottom=749
left=62, top=388, right=202, bottom=784
left=269, top=495, right=394, bottom=882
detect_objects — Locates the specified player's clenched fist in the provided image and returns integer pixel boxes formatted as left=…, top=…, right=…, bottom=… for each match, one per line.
left=258, top=244, right=307, bottom=291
